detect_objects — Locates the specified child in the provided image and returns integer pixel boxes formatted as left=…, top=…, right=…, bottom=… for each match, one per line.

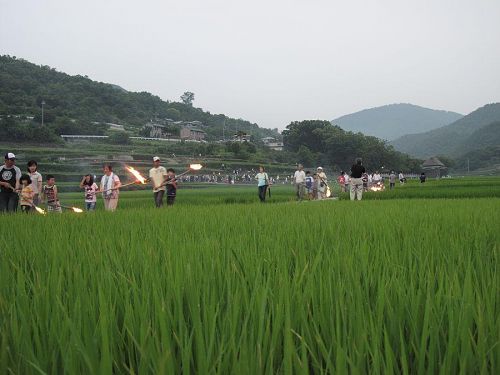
left=27, top=160, right=42, bottom=206
left=19, top=174, right=34, bottom=213
left=305, top=171, right=314, bottom=200
left=80, top=174, right=99, bottom=211
left=165, top=168, right=177, bottom=206
left=42, top=174, right=62, bottom=213
left=312, top=173, right=319, bottom=200
left=337, top=171, right=346, bottom=192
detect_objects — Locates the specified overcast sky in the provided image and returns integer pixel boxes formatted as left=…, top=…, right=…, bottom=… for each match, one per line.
left=1, top=0, right=499, bottom=129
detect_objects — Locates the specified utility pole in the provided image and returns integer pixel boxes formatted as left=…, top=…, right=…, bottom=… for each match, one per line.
left=467, top=158, right=470, bottom=174
left=41, top=100, right=45, bottom=126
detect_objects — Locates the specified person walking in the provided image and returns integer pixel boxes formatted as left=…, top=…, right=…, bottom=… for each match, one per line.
left=149, top=156, right=167, bottom=208
left=389, top=171, right=396, bottom=190
left=337, top=171, right=346, bottom=192
left=255, top=165, right=270, bottom=202
left=349, top=158, right=366, bottom=201
left=27, top=160, right=42, bottom=206
left=399, top=171, right=405, bottom=184
left=293, top=164, right=306, bottom=201
left=80, top=174, right=99, bottom=211
left=420, top=172, right=426, bottom=183
left=316, top=167, right=328, bottom=200
left=100, top=165, right=121, bottom=211
left=0, top=152, right=21, bottom=212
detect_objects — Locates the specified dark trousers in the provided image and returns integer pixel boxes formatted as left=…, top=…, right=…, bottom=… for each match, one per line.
left=0, top=192, right=18, bottom=212
left=258, top=185, right=268, bottom=202
left=154, top=190, right=165, bottom=208
left=21, top=205, right=32, bottom=213
left=390, top=182, right=395, bottom=190
left=166, top=195, right=175, bottom=206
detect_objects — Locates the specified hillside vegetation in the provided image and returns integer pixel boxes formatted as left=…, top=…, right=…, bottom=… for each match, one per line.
left=0, top=55, right=279, bottom=141
left=391, top=103, right=500, bottom=158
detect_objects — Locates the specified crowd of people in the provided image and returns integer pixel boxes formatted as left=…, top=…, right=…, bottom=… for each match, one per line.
left=1, top=151, right=424, bottom=213
left=0, top=152, right=178, bottom=213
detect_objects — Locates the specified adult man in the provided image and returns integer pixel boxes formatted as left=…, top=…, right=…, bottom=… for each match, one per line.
left=293, top=164, right=306, bottom=200
left=389, top=171, right=396, bottom=190
left=149, top=156, right=167, bottom=208
left=0, top=152, right=21, bottom=212
left=349, top=158, right=366, bottom=201
left=316, top=167, right=328, bottom=200
left=372, top=171, right=382, bottom=183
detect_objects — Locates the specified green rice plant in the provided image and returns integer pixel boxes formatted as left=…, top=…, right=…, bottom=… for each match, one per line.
left=0, top=190, right=498, bottom=373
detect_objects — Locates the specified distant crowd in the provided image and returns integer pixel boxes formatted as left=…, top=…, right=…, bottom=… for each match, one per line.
left=1, top=151, right=428, bottom=213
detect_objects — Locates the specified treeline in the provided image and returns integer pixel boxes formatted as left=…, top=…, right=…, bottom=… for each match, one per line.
left=0, top=55, right=279, bottom=141
left=282, top=120, right=422, bottom=172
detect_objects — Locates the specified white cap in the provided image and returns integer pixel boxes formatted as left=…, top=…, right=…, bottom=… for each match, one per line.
left=5, top=152, right=15, bottom=159
left=317, top=166, right=323, bottom=170
left=153, top=156, right=160, bottom=162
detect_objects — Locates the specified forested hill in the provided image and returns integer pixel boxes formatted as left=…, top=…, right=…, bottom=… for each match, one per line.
left=0, top=55, right=279, bottom=141
left=390, top=103, right=500, bottom=158
left=332, top=103, right=462, bottom=141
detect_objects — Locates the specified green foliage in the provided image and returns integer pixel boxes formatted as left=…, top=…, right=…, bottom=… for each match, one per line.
left=180, top=91, right=195, bottom=106
left=391, top=103, right=500, bottom=158
left=0, top=55, right=280, bottom=142
left=109, top=131, right=130, bottom=145
left=282, top=120, right=422, bottom=171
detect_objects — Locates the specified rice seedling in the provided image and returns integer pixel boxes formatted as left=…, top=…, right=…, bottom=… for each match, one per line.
left=0, top=180, right=498, bottom=374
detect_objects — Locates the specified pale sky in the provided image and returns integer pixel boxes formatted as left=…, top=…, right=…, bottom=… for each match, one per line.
left=1, top=0, right=499, bottom=130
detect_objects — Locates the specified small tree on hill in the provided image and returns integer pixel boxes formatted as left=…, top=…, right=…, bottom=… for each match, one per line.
left=180, top=92, right=195, bottom=106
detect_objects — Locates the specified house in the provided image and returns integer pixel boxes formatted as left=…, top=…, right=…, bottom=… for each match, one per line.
left=143, top=123, right=173, bottom=139
left=180, top=127, right=206, bottom=141
left=422, top=157, right=447, bottom=178
left=262, top=137, right=284, bottom=151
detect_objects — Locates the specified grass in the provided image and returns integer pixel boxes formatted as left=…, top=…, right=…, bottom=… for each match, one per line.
left=0, top=178, right=499, bottom=374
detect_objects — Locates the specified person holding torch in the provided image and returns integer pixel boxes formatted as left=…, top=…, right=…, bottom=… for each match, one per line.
left=149, top=156, right=167, bottom=208
left=100, top=165, right=121, bottom=211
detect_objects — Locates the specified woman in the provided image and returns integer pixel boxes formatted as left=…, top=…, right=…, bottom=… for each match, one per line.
left=255, top=165, right=269, bottom=202
left=316, top=167, right=328, bottom=200
left=80, top=174, right=99, bottom=211
left=100, top=165, right=121, bottom=211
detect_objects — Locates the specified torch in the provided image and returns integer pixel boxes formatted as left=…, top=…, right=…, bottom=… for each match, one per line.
left=60, top=205, right=84, bottom=213
left=100, top=166, right=149, bottom=193
left=159, top=164, right=203, bottom=187
left=7, top=185, right=46, bottom=215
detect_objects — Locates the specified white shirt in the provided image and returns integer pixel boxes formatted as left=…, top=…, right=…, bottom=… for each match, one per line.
left=294, top=170, right=306, bottom=183
left=344, top=174, right=350, bottom=183
left=399, top=173, right=404, bottom=180
left=29, top=171, right=42, bottom=194
left=373, top=173, right=381, bottom=182
left=149, top=166, right=167, bottom=192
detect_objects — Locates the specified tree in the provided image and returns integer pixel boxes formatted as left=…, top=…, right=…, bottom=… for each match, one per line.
left=165, top=108, right=181, bottom=120
left=180, top=92, right=195, bottom=106
left=109, top=131, right=131, bottom=145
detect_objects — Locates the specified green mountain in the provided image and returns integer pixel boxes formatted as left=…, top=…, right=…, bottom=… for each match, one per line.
left=332, top=103, right=462, bottom=141
left=0, top=55, right=279, bottom=142
left=391, top=103, right=500, bottom=158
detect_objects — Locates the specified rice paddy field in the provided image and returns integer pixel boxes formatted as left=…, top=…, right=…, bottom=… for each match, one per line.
left=1, top=178, right=499, bottom=374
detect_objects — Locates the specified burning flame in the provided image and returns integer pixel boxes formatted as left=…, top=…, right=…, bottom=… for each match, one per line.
left=326, top=187, right=331, bottom=198
left=71, top=207, right=84, bottom=213
left=34, top=206, right=46, bottom=215
left=369, top=183, right=385, bottom=192
left=189, top=163, right=203, bottom=171
left=126, top=166, right=147, bottom=184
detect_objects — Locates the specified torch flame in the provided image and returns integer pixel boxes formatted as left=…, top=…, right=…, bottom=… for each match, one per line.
left=126, top=166, right=147, bottom=184
left=189, top=163, right=203, bottom=171
left=71, top=207, right=84, bottom=213
left=326, top=187, right=331, bottom=198
left=34, top=206, right=46, bottom=215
